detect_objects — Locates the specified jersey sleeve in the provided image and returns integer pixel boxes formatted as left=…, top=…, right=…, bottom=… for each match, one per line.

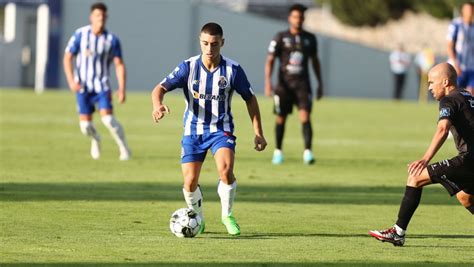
left=160, top=61, right=189, bottom=91
left=268, top=33, right=282, bottom=56
left=447, top=21, right=458, bottom=42
left=110, top=36, right=122, bottom=59
left=438, top=97, right=456, bottom=122
left=65, top=31, right=81, bottom=55
left=232, top=65, right=254, bottom=101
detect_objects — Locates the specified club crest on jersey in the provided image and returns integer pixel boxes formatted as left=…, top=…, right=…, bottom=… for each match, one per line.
left=283, top=37, right=292, bottom=48
left=218, top=76, right=228, bottom=89
left=439, top=108, right=450, bottom=118
left=192, top=91, right=226, bottom=101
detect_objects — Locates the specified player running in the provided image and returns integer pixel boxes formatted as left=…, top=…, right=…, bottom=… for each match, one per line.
left=63, top=2, right=131, bottom=160
left=265, top=3, right=323, bottom=165
left=151, top=23, right=267, bottom=236
left=369, top=63, right=474, bottom=246
left=447, top=2, right=474, bottom=96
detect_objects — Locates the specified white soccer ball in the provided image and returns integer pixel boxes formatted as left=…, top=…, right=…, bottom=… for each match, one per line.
left=169, top=208, right=202, bottom=238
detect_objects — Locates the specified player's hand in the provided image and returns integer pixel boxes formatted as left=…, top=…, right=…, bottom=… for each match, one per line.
left=316, top=85, right=323, bottom=100
left=152, top=105, right=170, bottom=123
left=264, top=83, right=273, bottom=97
left=407, top=159, right=428, bottom=177
left=68, top=80, right=81, bottom=92
left=117, top=89, right=126, bottom=104
left=254, top=135, right=267, bottom=151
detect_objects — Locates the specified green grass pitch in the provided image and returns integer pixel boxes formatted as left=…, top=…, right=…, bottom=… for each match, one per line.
left=0, top=89, right=473, bottom=266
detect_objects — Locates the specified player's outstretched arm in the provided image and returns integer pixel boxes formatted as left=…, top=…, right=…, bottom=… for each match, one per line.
left=114, top=57, right=127, bottom=103
left=245, top=95, right=267, bottom=151
left=408, top=119, right=451, bottom=176
left=151, top=84, right=170, bottom=123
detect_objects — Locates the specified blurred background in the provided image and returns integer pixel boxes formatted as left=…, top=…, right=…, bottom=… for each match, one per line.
left=0, top=0, right=468, bottom=99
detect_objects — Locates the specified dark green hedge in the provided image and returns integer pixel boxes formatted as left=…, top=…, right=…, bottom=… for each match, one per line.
left=318, top=0, right=470, bottom=26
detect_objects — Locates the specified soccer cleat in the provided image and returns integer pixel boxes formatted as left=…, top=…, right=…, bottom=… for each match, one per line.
left=369, top=227, right=405, bottom=246
left=198, top=220, right=205, bottom=234
left=272, top=150, right=284, bottom=165
left=91, top=139, right=100, bottom=160
left=303, top=149, right=315, bottom=165
left=119, top=148, right=131, bottom=161
left=222, top=214, right=240, bottom=236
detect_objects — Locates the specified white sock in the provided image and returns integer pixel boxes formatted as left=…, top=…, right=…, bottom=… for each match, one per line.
left=101, top=115, right=129, bottom=153
left=79, top=121, right=100, bottom=141
left=217, top=180, right=237, bottom=218
left=182, top=187, right=203, bottom=219
left=394, top=224, right=405, bottom=236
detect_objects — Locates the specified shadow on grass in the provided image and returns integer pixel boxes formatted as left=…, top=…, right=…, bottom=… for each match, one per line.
left=0, top=182, right=459, bottom=205
left=0, top=262, right=472, bottom=266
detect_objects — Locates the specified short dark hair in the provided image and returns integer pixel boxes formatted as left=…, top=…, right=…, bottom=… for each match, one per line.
left=91, top=2, right=107, bottom=13
left=289, top=3, right=307, bottom=14
left=462, top=1, right=474, bottom=8
left=201, top=22, right=223, bottom=37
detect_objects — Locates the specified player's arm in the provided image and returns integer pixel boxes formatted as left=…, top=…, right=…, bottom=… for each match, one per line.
left=63, top=52, right=81, bottom=92
left=311, top=54, right=323, bottom=100
left=114, top=57, right=127, bottom=103
left=151, top=84, right=170, bottom=123
left=408, top=119, right=451, bottom=176
left=264, top=54, right=276, bottom=97
left=245, top=95, right=267, bottom=151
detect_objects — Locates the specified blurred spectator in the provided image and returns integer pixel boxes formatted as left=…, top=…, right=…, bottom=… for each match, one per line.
left=415, top=45, right=435, bottom=103
left=447, top=2, right=474, bottom=96
left=389, top=44, right=411, bottom=100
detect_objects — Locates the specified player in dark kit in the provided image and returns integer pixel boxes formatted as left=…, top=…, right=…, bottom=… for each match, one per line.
left=265, top=3, right=323, bottom=165
left=369, top=63, right=474, bottom=246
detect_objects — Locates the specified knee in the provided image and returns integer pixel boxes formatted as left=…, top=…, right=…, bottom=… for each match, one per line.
left=406, top=174, right=424, bottom=188
left=276, top=116, right=286, bottom=125
left=456, top=192, right=473, bottom=207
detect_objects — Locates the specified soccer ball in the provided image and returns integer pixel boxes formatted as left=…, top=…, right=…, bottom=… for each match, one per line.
left=169, top=208, right=202, bottom=238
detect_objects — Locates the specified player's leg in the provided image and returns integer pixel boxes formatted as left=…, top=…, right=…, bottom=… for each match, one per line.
left=272, top=87, right=291, bottom=165
left=77, top=92, right=101, bottom=159
left=181, top=135, right=208, bottom=233
left=456, top=191, right=474, bottom=214
left=296, top=89, right=314, bottom=164
left=369, top=168, right=431, bottom=246
left=98, top=91, right=131, bottom=160
left=213, top=147, right=240, bottom=235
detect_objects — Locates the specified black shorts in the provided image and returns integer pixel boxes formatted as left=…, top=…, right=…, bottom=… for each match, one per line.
left=427, top=155, right=474, bottom=196
left=273, top=82, right=312, bottom=116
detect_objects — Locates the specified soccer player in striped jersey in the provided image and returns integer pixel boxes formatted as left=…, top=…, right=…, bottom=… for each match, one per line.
left=151, top=23, right=267, bottom=235
left=63, top=2, right=131, bottom=160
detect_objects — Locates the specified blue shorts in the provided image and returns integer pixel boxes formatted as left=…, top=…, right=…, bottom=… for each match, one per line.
left=181, top=131, right=236, bottom=163
left=76, top=90, right=113, bottom=115
left=457, top=70, right=474, bottom=89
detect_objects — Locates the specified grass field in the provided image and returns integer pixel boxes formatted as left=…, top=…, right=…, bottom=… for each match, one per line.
left=0, top=89, right=473, bottom=266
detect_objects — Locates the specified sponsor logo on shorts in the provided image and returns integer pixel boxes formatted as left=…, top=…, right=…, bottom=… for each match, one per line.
left=227, top=139, right=235, bottom=144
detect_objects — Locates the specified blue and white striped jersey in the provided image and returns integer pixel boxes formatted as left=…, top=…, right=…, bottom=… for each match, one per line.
left=160, top=55, right=255, bottom=136
left=447, top=18, right=474, bottom=70
left=65, top=25, right=122, bottom=93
